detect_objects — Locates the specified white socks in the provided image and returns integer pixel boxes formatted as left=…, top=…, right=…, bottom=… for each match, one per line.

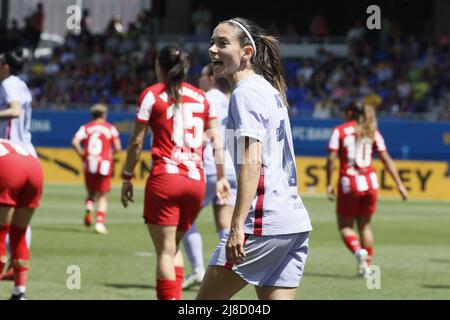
left=183, top=224, right=204, bottom=272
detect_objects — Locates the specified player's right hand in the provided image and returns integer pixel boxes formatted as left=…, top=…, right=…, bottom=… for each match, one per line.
left=216, top=177, right=231, bottom=205
left=121, top=181, right=134, bottom=208
left=226, top=226, right=246, bottom=264
left=326, top=185, right=335, bottom=201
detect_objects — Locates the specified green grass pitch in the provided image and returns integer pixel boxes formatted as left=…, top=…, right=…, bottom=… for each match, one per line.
left=1, top=183, right=449, bottom=300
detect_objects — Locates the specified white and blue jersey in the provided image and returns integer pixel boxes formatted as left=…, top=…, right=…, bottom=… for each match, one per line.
left=202, top=88, right=237, bottom=207
left=226, top=74, right=312, bottom=236
left=0, top=75, right=36, bottom=157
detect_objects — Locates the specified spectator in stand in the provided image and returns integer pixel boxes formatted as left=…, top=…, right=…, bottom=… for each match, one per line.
left=310, top=15, right=328, bottom=37
left=191, top=3, right=212, bottom=37
left=29, top=3, right=45, bottom=54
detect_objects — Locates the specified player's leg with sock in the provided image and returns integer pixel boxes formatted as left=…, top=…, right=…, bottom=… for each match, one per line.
left=84, top=192, right=95, bottom=227
left=0, top=207, right=14, bottom=277
left=95, top=192, right=108, bottom=235
left=9, top=208, right=35, bottom=300
left=182, top=224, right=205, bottom=289
left=357, top=215, right=374, bottom=266
left=148, top=224, right=178, bottom=300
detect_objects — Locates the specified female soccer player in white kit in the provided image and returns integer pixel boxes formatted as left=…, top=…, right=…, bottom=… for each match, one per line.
left=197, top=18, right=312, bottom=300
left=182, top=64, right=237, bottom=289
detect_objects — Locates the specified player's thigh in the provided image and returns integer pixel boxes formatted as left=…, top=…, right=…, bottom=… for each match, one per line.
left=11, top=208, right=36, bottom=228
left=255, top=286, right=297, bottom=300
left=0, top=206, right=14, bottom=225
left=337, top=213, right=355, bottom=230
left=356, top=214, right=372, bottom=231
left=196, top=266, right=248, bottom=300
left=147, top=224, right=178, bottom=255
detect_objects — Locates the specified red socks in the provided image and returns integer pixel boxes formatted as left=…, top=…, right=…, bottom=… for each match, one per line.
left=175, top=267, right=184, bottom=300
left=9, top=226, right=29, bottom=287
left=0, top=224, right=10, bottom=274
left=156, top=267, right=184, bottom=300
left=343, top=235, right=362, bottom=254
left=96, top=212, right=106, bottom=224
left=156, top=279, right=177, bottom=300
left=364, top=246, right=373, bottom=266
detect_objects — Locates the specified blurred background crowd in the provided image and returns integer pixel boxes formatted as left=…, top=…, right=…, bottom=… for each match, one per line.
left=1, top=1, right=449, bottom=122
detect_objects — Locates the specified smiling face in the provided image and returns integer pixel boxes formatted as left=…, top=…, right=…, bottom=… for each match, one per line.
left=208, top=23, right=248, bottom=82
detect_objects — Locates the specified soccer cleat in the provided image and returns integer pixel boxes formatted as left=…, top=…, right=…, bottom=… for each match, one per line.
left=94, top=223, right=108, bottom=235
left=84, top=212, right=92, bottom=227
left=10, top=292, right=26, bottom=300
left=355, top=248, right=369, bottom=278
left=182, top=268, right=205, bottom=290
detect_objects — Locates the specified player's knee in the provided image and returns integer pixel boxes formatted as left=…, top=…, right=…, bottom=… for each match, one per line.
left=12, top=259, right=29, bottom=269
left=0, top=255, right=8, bottom=264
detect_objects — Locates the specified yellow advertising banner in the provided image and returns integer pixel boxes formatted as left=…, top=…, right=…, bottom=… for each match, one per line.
left=296, top=157, right=450, bottom=200
left=37, top=148, right=450, bottom=200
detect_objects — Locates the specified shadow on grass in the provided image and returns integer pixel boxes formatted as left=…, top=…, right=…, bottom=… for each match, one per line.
left=104, top=283, right=155, bottom=290
left=32, top=226, right=91, bottom=234
left=430, top=259, right=450, bottom=264
left=303, top=272, right=356, bottom=279
left=422, top=284, right=450, bottom=290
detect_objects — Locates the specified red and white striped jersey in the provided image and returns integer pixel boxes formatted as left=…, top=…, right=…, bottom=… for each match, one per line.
left=74, top=120, right=120, bottom=176
left=328, top=120, right=387, bottom=193
left=135, top=82, right=216, bottom=181
left=0, top=138, right=31, bottom=158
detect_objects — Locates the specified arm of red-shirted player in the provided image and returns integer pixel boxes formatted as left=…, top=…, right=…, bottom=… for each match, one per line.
left=71, top=136, right=85, bottom=160
left=326, top=150, right=338, bottom=201
left=112, top=137, right=122, bottom=154
left=206, top=118, right=230, bottom=203
left=121, top=122, right=148, bottom=208
left=227, top=137, right=262, bottom=264
left=379, top=150, right=408, bottom=200
left=0, top=101, right=21, bottom=119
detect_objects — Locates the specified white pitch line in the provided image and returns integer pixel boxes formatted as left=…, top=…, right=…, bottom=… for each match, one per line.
left=134, top=252, right=153, bottom=257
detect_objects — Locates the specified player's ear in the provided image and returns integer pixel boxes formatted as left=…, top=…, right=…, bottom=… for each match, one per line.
left=242, top=46, right=254, bottom=62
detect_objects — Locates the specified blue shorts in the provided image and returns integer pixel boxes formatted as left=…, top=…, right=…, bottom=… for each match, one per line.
left=208, top=231, right=309, bottom=288
left=203, top=174, right=237, bottom=207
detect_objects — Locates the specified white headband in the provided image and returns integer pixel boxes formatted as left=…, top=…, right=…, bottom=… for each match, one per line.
left=228, top=20, right=257, bottom=57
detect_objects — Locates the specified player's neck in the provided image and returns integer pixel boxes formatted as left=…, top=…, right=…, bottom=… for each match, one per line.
left=228, top=69, right=256, bottom=88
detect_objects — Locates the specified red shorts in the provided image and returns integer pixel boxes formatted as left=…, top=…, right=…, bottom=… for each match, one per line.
left=337, top=188, right=378, bottom=219
left=85, top=172, right=111, bottom=193
left=143, top=174, right=206, bottom=232
left=0, top=154, right=43, bottom=208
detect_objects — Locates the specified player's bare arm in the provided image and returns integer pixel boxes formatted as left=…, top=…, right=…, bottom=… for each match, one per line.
left=71, top=136, right=85, bottom=159
left=206, top=118, right=231, bottom=203
left=227, top=137, right=262, bottom=264
left=113, top=138, right=122, bottom=154
left=121, top=122, right=148, bottom=208
left=0, top=101, right=21, bottom=119
left=326, top=150, right=338, bottom=201
left=379, top=150, right=409, bottom=200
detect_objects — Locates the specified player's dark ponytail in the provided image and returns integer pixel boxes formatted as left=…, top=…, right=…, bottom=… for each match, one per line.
left=225, top=18, right=287, bottom=106
left=157, top=45, right=189, bottom=105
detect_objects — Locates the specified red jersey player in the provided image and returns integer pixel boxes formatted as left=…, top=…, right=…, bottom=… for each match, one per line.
left=120, top=45, right=229, bottom=300
left=0, top=139, right=43, bottom=300
left=72, top=104, right=121, bottom=235
left=326, top=99, right=408, bottom=278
